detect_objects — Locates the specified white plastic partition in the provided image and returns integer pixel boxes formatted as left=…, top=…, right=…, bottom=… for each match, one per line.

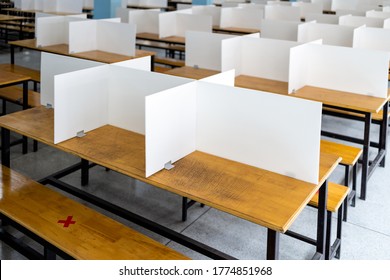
left=311, top=0, right=332, bottom=11
left=305, top=13, right=340, bottom=24
left=221, top=36, right=242, bottom=73
left=297, top=22, right=356, bottom=47
left=384, top=18, right=390, bottom=28
left=159, top=12, right=212, bottom=38
left=40, top=53, right=104, bottom=107
left=146, top=77, right=322, bottom=184
left=122, top=0, right=167, bottom=7
left=260, top=19, right=302, bottom=41
left=331, top=0, right=359, bottom=11
left=288, top=43, right=390, bottom=98
left=291, top=2, right=323, bottom=18
left=239, top=37, right=303, bottom=81
left=366, top=10, right=390, bottom=18
left=36, top=15, right=87, bottom=47
left=42, top=0, right=83, bottom=13
left=128, top=10, right=160, bottom=33
left=353, top=26, right=390, bottom=52
left=192, top=6, right=221, bottom=26
left=69, top=20, right=136, bottom=56
left=185, top=31, right=235, bottom=71
left=264, top=5, right=301, bottom=22
left=219, top=7, right=263, bottom=29
left=339, top=14, right=385, bottom=27
left=54, top=66, right=195, bottom=144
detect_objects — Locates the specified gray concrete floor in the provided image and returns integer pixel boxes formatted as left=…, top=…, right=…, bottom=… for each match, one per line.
left=0, top=43, right=389, bottom=260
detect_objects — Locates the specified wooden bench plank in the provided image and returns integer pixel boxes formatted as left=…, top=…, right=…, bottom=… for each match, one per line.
left=320, top=139, right=362, bottom=166
left=0, top=64, right=40, bottom=83
left=325, top=107, right=390, bottom=122
left=0, top=85, right=40, bottom=108
left=309, top=182, right=350, bottom=212
left=0, top=166, right=189, bottom=260
left=154, top=57, right=185, bottom=68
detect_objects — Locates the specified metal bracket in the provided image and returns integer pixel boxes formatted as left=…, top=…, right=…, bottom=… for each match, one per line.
left=164, top=161, right=175, bottom=170
left=76, top=130, right=86, bottom=138
left=46, top=103, right=53, bottom=109
left=194, top=64, right=199, bottom=69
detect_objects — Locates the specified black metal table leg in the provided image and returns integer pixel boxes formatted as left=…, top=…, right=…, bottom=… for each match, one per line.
left=10, top=44, right=15, bottom=64
left=1, top=127, right=11, bottom=167
left=266, top=229, right=280, bottom=260
left=379, top=101, right=388, bottom=168
left=81, top=159, right=89, bottom=186
left=360, top=113, right=372, bottom=200
left=21, top=81, right=29, bottom=155
left=315, top=180, right=328, bottom=260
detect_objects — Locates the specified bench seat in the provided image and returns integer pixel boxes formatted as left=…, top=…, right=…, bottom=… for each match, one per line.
left=0, top=166, right=189, bottom=260
left=0, top=85, right=40, bottom=109
left=0, top=64, right=40, bottom=84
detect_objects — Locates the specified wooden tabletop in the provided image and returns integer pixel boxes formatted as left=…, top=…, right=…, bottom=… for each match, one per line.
left=213, top=25, right=260, bottom=35
left=165, top=66, right=219, bottom=80
left=0, top=15, right=26, bottom=21
left=0, top=166, right=188, bottom=260
left=0, top=106, right=340, bottom=233
left=0, top=69, right=30, bottom=86
left=136, top=32, right=185, bottom=45
left=235, top=75, right=289, bottom=95
left=293, top=86, right=390, bottom=114
left=9, top=39, right=155, bottom=64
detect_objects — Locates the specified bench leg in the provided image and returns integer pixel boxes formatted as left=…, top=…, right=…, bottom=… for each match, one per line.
left=44, top=247, right=56, bottom=260
left=379, top=101, right=388, bottom=168
left=1, top=99, right=6, bottom=116
left=316, top=180, right=328, bottom=260
left=343, top=165, right=350, bottom=221
left=352, top=164, right=357, bottom=208
left=335, top=205, right=344, bottom=259
left=1, top=127, right=11, bottom=167
left=33, top=140, right=38, bottom=152
left=182, top=197, right=188, bottom=222
left=325, top=211, right=332, bottom=260
left=81, top=159, right=89, bottom=186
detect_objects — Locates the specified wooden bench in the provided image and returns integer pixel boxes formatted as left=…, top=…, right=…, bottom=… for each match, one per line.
left=154, top=57, right=185, bottom=69
left=137, top=39, right=185, bottom=58
left=321, top=139, right=362, bottom=221
left=0, top=64, right=40, bottom=91
left=309, top=182, right=350, bottom=260
left=0, top=85, right=40, bottom=114
left=285, top=182, right=350, bottom=260
left=0, top=165, right=189, bottom=260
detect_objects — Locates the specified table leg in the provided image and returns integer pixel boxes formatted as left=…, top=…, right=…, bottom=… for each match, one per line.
left=315, top=180, right=328, bottom=260
left=1, top=127, right=11, bottom=167
left=360, top=113, right=372, bottom=200
left=81, top=159, right=89, bottom=186
left=379, top=101, right=388, bottom=168
left=266, top=229, right=280, bottom=260
left=22, top=81, right=28, bottom=154
left=10, top=44, right=15, bottom=64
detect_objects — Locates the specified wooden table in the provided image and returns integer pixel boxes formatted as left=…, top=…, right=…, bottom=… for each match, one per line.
left=0, top=106, right=341, bottom=259
left=8, top=38, right=156, bottom=68
left=136, top=32, right=185, bottom=45
left=0, top=69, right=30, bottom=153
left=212, top=26, right=260, bottom=35
left=0, top=14, right=28, bottom=41
left=164, top=66, right=390, bottom=200
left=0, top=69, right=30, bottom=110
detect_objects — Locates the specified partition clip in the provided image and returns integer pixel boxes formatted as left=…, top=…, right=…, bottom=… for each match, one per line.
left=194, top=64, right=199, bottom=69
left=46, top=103, right=53, bottom=109
left=164, top=161, right=175, bottom=170
left=77, top=130, right=86, bottom=138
